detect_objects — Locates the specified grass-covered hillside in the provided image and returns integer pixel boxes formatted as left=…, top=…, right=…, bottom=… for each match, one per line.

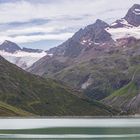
left=0, top=101, right=33, bottom=116
left=0, top=56, right=117, bottom=116
left=103, top=80, right=140, bottom=114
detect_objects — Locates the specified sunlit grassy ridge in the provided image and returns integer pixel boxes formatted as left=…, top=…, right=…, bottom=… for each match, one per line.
left=0, top=101, right=33, bottom=116
left=107, top=82, right=138, bottom=98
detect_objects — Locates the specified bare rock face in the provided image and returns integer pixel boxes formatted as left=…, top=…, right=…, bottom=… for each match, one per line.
left=124, top=4, right=140, bottom=26
left=116, top=37, right=139, bottom=47
left=22, top=47, right=43, bottom=53
left=48, top=19, right=112, bottom=58
left=0, top=40, right=44, bottom=53
left=0, top=40, right=21, bottom=53
left=72, top=19, right=110, bottom=43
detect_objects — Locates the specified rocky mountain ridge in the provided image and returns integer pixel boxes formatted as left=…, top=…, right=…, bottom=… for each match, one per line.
left=0, top=40, right=43, bottom=53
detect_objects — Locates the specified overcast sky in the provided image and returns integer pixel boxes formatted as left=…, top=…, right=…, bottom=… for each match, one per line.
left=0, top=0, right=139, bottom=50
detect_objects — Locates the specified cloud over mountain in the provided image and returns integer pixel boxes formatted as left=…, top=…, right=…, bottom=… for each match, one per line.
left=0, top=0, right=139, bottom=49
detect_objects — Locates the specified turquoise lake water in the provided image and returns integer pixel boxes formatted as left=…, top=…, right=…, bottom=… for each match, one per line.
left=0, top=118, right=139, bottom=140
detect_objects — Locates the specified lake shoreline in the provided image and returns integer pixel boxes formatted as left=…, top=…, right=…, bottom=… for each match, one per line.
left=0, top=115, right=139, bottom=119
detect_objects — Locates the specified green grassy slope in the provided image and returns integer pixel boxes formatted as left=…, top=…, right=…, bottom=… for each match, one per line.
left=0, top=101, right=33, bottom=116
left=102, top=81, right=140, bottom=114
left=0, top=56, right=117, bottom=116
left=108, top=82, right=138, bottom=97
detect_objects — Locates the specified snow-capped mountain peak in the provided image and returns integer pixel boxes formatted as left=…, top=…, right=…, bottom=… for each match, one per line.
left=105, top=4, right=140, bottom=41
left=124, top=4, right=140, bottom=26
left=133, top=8, right=140, bottom=15
left=106, top=25, right=140, bottom=41
left=0, top=40, right=47, bottom=69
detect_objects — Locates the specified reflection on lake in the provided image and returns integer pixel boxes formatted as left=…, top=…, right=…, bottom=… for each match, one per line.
left=0, top=118, right=139, bottom=140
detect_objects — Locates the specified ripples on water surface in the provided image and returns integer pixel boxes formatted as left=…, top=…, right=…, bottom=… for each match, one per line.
left=0, top=118, right=140, bottom=140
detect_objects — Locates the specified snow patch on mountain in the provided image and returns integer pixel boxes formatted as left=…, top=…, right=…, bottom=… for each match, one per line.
left=0, top=50, right=46, bottom=69
left=133, top=8, right=140, bottom=15
left=119, top=19, right=133, bottom=27
left=81, top=78, right=93, bottom=89
left=110, top=19, right=133, bottom=28
left=106, top=18, right=140, bottom=40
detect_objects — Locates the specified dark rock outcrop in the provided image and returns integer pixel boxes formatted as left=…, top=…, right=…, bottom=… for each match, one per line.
left=125, top=4, right=140, bottom=26
left=0, top=40, right=21, bottom=53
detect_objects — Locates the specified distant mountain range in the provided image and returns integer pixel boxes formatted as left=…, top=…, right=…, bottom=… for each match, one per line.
left=28, top=4, right=140, bottom=114
left=0, top=40, right=46, bottom=69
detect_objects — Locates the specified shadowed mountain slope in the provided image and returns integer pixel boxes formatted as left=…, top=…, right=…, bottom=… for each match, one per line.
left=0, top=56, right=118, bottom=116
